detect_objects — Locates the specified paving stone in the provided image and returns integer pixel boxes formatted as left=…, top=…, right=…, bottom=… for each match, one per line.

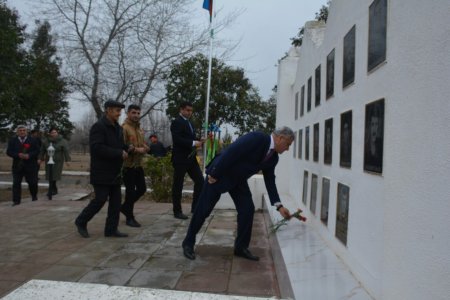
left=228, top=270, right=279, bottom=297
left=22, top=249, right=71, bottom=265
left=175, top=271, right=229, bottom=294
left=99, top=251, right=151, bottom=269
left=78, top=267, right=137, bottom=285
left=0, top=280, right=23, bottom=298
left=0, top=263, right=50, bottom=281
left=141, top=256, right=195, bottom=272
left=58, top=249, right=115, bottom=267
left=34, top=265, right=92, bottom=281
left=127, top=269, right=183, bottom=289
left=0, top=191, right=281, bottom=298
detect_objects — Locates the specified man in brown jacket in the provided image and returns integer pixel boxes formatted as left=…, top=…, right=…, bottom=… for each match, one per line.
left=121, top=104, right=149, bottom=227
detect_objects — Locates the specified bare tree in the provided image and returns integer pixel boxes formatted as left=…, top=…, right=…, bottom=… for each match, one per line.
left=39, top=0, right=236, bottom=119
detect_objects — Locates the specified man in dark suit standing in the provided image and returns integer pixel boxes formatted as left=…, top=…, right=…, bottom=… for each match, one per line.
left=7, top=125, right=40, bottom=206
left=170, top=101, right=205, bottom=219
left=182, top=127, right=294, bottom=261
left=75, top=100, right=130, bottom=238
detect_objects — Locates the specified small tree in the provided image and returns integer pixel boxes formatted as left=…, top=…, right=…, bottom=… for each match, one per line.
left=165, top=54, right=272, bottom=135
left=290, top=1, right=330, bottom=47
left=0, top=1, right=26, bottom=131
left=143, top=154, right=173, bottom=202
left=20, top=20, right=74, bottom=137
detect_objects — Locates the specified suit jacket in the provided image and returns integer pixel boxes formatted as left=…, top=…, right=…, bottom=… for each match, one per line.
left=89, top=116, right=126, bottom=185
left=6, top=136, right=39, bottom=172
left=207, top=131, right=281, bottom=205
left=170, top=115, right=199, bottom=165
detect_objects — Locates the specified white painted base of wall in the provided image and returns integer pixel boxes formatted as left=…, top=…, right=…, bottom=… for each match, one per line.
left=263, top=194, right=373, bottom=300
left=214, top=174, right=266, bottom=210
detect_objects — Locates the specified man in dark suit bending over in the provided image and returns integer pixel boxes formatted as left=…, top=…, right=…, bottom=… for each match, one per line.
left=170, top=101, right=205, bottom=219
left=182, top=126, right=294, bottom=261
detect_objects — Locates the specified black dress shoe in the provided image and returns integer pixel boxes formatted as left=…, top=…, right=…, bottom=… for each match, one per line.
left=174, top=213, right=188, bottom=220
left=105, top=230, right=128, bottom=237
left=183, top=245, right=196, bottom=260
left=32, top=197, right=38, bottom=201
left=12, top=202, right=20, bottom=206
left=126, top=218, right=141, bottom=227
left=234, top=248, right=260, bottom=261
left=75, top=222, right=89, bottom=238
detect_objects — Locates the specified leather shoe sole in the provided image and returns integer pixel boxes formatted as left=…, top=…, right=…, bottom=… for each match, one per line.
left=174, top=213, right=188, bottom=220
left=183, top=245, right=196, bottom=260
left=75, top=222, right=89, bottom=238
left=105, top=231, right=128, bottom=238
left=234, top=248, right=260, bottom=261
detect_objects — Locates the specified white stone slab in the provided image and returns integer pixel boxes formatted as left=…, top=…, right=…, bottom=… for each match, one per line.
left=2, top=280, right=281, bottom=300
left=264, top=194, right=373, bottom=300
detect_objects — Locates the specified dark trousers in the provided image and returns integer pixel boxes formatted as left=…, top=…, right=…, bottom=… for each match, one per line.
left=75, top=184, right=122, bottom=235
left=182, top=178, right=255, bottom=251
left=12, top=167, right=38, bottom=203
left=172, top=161, right=204, bottom=214
left=121, top=167, right=146, bottom=220
left=47, top=180, right=57, bottom=196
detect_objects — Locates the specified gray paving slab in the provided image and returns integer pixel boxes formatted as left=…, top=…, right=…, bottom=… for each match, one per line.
left=0, top=190, right=281, bottom=299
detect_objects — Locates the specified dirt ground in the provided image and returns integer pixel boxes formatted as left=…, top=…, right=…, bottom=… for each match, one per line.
left=0, top=152, right=90, bottom=172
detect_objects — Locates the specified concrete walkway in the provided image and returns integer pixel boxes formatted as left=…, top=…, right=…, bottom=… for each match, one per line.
left=0, top=189, right=281, bottom=299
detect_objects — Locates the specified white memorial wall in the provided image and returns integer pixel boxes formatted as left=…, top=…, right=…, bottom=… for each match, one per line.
left=275, top=0, right=450, bottom=299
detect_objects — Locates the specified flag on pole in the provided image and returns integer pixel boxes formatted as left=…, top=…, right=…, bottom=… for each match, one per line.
left=202, top=0, right=213, bottom=22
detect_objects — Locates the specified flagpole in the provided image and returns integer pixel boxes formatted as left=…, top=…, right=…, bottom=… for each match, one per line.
left=203, top=1, right=214, bottom=173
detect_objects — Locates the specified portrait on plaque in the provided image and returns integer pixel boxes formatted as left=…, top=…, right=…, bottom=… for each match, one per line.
left=305, top=126, right=310, bottom=160
left=340, top=111, right=352, bottom=168
left=315, top=65, right=321, bottom=107
left=368, top=0, right=387, bottom=72
left=326, top=49, right=335, bottom=99
left=298, top=129, right=303, bottom=159
left=364, top=99, right=384, bottom=173
left=321, top=178, right=330, bottom=225
left=300, top=85, right=305, bottom=117
left=310, top=174, right=318, bottom=215
left=313, top=123, right=319, bottom=162
left=307, top=76, right=312, bottom=112
left=343, top=25, right=356, bottom=88
left=336, top=183, right=350, bottom=245
left=302, top=171, right=309, bottom=205
left=324, top=118, right=333, bottom=165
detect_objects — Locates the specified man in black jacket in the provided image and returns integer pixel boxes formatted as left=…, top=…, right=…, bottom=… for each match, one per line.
left=75, top=100, right=130, bottom=238
left=170, top=101, right=204, bottom=219
left=7, top=125, right=39, bottom=205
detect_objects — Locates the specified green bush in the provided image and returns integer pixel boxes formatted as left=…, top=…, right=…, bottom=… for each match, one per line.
left=143, top=153, right=173, bottom=202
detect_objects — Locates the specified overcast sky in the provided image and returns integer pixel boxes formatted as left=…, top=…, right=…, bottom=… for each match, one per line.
left=6, top=0, right=328, bottom=122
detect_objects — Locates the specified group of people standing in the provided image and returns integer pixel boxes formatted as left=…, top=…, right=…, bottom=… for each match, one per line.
left=74, top=99, right=294, bottom=262
left=6, top=125, right=70, bottom=206
left=7, top=99, right=295, bottom=262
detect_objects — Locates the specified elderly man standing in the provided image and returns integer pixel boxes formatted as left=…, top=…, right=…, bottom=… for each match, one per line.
left=7, top=125, right=40, bottom=206
left=75, top=100, right=130, bottom=238
left=120, top=104, right=149, bottom=227
left=182, top=127, right=295, bottom=261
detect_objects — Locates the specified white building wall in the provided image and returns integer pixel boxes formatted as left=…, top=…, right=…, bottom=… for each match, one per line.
left=276, top=0, right=450, bottom=299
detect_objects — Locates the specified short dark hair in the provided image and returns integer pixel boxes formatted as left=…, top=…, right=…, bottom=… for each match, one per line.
left=149, top=134, right=157, bottom=139
left=127, top=104, right=141, bottom=112
left=48, top=127, right=58, bottom=133
left=179, top=101, right=193, bottom=109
